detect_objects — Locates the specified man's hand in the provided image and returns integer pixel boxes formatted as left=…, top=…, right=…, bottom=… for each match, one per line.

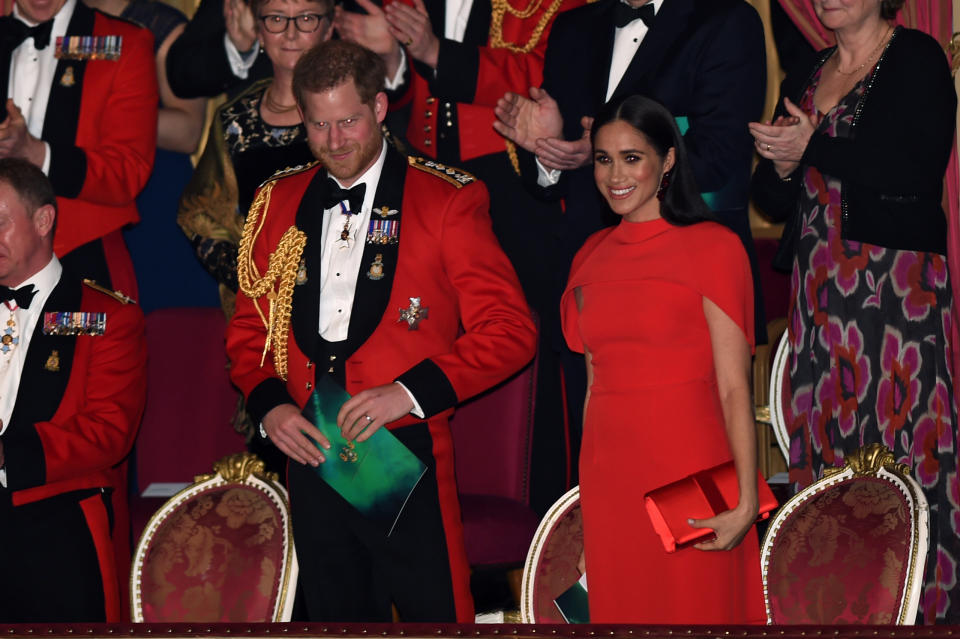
left=535, top=115, right=593, bottom=171
left=262, top=403, right=330, bottom=466
left=0, top=100, right=45, bottom=167
left=384, top=0, right=439, bottom=68
left=337, top=383, right=414, bottom=443
left=493, top=87, right=564, bottom=153
left=335, top=0, right=402, bottom=78
left=224, top=0, right=257, bottom=54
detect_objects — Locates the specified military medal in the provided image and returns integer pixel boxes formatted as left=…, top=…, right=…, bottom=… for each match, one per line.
left=1, top=316, right=18, bottom=355
left=398, top=297, right=428, bottom=330
left=366, top=219, right=399, bottom=245
left=296, top=258, right=308, bottom=285
left=60, top=66, right=75, bottom=87
left=336, top=201, right=356, bottom=247
left=43, top=311, right=107, bottom=336
left=44, top=350, right=60, bottom=372
left=55, top=35, right=122, bottom=60
left=366, top=254, right=385, bottom=281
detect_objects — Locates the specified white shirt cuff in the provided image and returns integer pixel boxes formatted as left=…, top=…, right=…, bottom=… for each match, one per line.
left=40, top=141, right=51, bottom=175
left=225, top=33, right=258, bottom=79
left=394, top=381, right=425, bottom=419
left=0, top=468, right=6, bottom=488
left=536, top=157, right=561, bottom=187
left=384, top=48, right=408, bottom=91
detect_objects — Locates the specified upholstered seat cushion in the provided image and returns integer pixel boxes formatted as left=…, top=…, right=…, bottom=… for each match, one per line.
left=140, top=485, right=286, bottom=622
left=460, top=494, right=540, bottom=565
left=766, top=477, right=912, bottom=624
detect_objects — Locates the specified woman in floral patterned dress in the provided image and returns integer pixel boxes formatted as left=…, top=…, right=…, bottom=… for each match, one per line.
left=178, top=0, right=333, bottom=318
left=750, top=0, right=958, bottom=624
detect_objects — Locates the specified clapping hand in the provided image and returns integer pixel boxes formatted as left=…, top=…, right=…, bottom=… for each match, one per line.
left=748, top=97, right=818, bottom=178
left=224, top=0, right=257, bottom=54
left=384, top=0, right=439, bottom=68
left=494, top=87, right=563, bottom=152
left=0, top=100, right=45, bottom=167
left=335, top=0, right=403, bottom=74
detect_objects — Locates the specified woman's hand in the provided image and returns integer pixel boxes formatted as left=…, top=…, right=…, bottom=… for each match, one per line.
left=688, top=500, right=758, bottom=551
left=749, top=98, right=818, bottom=177
left=224, top=0, right=257, bottom=54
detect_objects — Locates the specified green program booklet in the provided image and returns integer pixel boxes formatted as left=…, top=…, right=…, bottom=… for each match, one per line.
left=301, top=376, right=427, bottom=536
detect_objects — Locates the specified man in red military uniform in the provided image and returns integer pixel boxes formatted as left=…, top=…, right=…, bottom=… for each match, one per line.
left=0, top=158, right=147, bottom=623
left=334, top=0, right=587, bottom=512
left=226, top=40, right=536, bottom=622
left=0, top=0, right=157, bottom=298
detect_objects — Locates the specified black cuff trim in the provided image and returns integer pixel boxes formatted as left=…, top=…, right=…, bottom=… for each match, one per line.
left=47, top=143, right=87, bottom=199
left=429, top=39, right=480, bottom=104
left=246, top=378, right=296, bottom=425
left=395, top=359, right=458, bottom=419
left=1, top=427, right=46, bottom=491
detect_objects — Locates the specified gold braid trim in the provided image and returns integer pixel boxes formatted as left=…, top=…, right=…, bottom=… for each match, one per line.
left=237, top=180, right=306, bottom=381
left=488, top=0, right=565, bottom=175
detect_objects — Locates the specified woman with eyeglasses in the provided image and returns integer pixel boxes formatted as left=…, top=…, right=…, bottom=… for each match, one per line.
left=178, top=0, right=334, bottom=318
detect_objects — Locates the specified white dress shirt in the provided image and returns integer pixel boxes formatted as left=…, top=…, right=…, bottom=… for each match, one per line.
left=536, top=0, right=664, bottom=186
left=8, top=0, right=76, bottom=175
left=0, top=255, right=63, bottom=488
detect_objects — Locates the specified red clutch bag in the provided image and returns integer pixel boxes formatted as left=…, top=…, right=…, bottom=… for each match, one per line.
left=644, top=462, right=778, bottom=553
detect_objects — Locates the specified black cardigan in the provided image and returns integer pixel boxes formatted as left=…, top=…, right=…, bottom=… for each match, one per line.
left=752, top=26, right=956, bottom=265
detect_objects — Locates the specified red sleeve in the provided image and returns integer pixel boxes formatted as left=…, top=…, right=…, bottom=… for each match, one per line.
left=49, top=19, right=158, bottom=206
left=396, top=180, right=537, bottom=408
left=26, top=299, right=146, bottom=487
left=695, top=225, right=756, bottom=353
left=560, top=229, right=608, bottom=354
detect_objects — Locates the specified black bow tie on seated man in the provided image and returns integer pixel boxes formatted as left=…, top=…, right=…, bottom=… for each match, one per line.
left=323, top=179, right=366, bottom=215
left=613, top=1, right=656, bottom=28
left=0, top=16, right=55, bottom=50
left=0, top=284, right=38, bottom=310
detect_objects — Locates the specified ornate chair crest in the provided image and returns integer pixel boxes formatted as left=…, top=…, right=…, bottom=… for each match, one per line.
left=131, top=453, right=298, bottom=622
left=760, top=444, right=929, bottom=625
left=519, top=486, right=582, bottom=623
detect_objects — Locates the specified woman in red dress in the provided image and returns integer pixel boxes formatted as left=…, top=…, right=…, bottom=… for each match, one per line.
left=561, top=95, right=765, bottom=623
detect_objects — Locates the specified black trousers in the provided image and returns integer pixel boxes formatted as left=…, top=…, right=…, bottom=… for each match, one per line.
left=288, top=423, right=462, bottom=622
left=0, top=488, right=112, bottom=623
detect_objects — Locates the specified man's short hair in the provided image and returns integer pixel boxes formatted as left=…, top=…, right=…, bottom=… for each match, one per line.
left=293, top=40, right=386, bottom=108
left=0, top=158, right=57, bottom=217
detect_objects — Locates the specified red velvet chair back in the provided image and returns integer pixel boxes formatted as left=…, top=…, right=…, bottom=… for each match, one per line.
left=137, top=307, right=245, bottom=493
left=520, top=487, right=583, bottom=623
left=131, top=453, right=298, bottom=622
left=450, top=356, right=541, bottom=567
left=761, top=445, right=929, bottom=625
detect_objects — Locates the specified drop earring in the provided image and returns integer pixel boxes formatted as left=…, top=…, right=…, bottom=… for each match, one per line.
left=656, top=171, right=671, bottom=201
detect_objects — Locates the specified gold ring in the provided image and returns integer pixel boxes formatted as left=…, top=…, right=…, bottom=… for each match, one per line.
left=766, top=144, right=771, bottom=151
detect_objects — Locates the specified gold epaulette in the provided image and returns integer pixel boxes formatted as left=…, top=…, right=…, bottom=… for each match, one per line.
left=258, top=161, right=320, bottom=189
left=82, top=279, right=136, bottom=304
left=408, top=156, right=476, bottom=188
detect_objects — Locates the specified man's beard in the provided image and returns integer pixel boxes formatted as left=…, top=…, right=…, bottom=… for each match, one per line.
left=311, top=134, right=382, bottom=183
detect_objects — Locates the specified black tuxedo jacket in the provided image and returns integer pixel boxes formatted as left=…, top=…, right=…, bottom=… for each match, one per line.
left=533, top=0, right=766, bottom=264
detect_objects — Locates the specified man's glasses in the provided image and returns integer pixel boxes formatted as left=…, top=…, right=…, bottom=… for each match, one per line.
left=259, top=12, right=332, bottom=33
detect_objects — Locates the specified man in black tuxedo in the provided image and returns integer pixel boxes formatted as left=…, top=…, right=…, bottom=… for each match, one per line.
left=495, top=0, right=767, bottom=456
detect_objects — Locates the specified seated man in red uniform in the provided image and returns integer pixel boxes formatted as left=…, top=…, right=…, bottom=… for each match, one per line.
left=0, top=158, right=148, bottom=623
left=0, top=0, right=157, bottom=297
left=226, top=40, right=536, bottom=622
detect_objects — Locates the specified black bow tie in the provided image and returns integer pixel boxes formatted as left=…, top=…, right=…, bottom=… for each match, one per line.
left=0, top=284, right=37, bottom=310
left=0, top=16, right=55, bottom=50
left=323, top=179, right=366, bottom=214
left=613, top=1, right=655, bottom=28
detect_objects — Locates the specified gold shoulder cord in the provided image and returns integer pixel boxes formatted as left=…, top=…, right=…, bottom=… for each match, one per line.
left=237, top=180, right=307, bottom=381
left=488, top=0, right=565, bottom=174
